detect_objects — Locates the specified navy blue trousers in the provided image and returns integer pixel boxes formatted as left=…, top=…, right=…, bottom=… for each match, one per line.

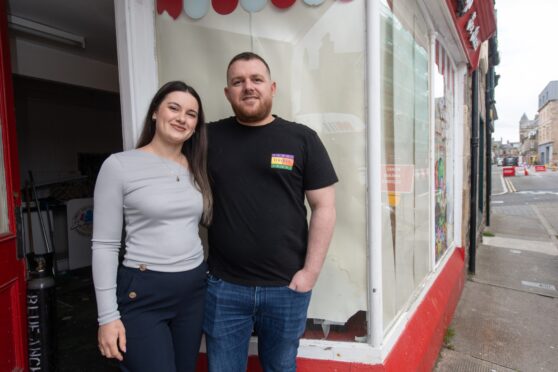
left=116, top=262, right=207, bottom=372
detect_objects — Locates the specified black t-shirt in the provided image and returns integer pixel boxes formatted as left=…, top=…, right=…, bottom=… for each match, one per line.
left=207, top=116, right=338, bottom=286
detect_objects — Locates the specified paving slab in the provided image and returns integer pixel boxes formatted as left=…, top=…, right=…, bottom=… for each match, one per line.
left=492, top=205, right=538, bottom=218
left=440, top=281, right=558, bottom=372
left=475, top=244, right=558, bottom=297
left=436, top=348, right=516, bottom=372
left=533, top=203, right=558, bottom=240
left=481, top=237, right=558, bottom=256
left=488, top=208, right=548, bottom=241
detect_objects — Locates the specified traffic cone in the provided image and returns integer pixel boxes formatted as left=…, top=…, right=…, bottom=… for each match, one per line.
left=524, top=167, right=529, bottom=176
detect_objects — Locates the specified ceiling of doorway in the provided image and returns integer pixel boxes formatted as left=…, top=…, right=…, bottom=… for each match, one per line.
left=6, top=0, right=118, bottom=65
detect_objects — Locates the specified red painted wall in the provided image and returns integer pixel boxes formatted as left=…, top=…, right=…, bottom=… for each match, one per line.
left=383, top=247, right=465, bottom=371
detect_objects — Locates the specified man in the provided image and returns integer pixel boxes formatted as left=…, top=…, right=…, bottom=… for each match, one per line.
left=204, top=52, right=337, bottom=372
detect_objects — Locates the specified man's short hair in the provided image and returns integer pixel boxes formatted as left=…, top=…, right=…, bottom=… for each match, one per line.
left=227, top=52, right=271, bottom=79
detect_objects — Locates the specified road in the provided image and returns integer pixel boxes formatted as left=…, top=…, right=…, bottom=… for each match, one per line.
left=493, top=165, right=558, bottom=204
left=491, top=165, right=558, bottom=237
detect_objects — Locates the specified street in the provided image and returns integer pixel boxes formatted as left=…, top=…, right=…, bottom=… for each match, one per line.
left=494, top=165, right=558, bottom=203
left=436, top=166, right=558, bottom=371
left=492, top=166, right=558, bottom=240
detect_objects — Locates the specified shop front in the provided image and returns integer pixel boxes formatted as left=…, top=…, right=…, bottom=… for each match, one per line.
left=113, top=0, right=496, bottom=369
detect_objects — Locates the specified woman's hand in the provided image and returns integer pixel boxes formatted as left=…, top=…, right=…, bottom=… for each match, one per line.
left=98, top=319, right=126, bottom=361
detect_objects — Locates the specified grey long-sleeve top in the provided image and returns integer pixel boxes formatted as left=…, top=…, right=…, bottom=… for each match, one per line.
left=91, top=150, right=204, bottom=325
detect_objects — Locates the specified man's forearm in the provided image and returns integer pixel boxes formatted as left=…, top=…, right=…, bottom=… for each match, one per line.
left=304, top=202, right=336, bottom=277
left=288, top=186, right=336, bottom=292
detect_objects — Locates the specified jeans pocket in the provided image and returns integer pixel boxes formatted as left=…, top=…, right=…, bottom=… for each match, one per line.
left=284, top=286, right=312, bottom=295
left=206, top=273, right=223, bottom=284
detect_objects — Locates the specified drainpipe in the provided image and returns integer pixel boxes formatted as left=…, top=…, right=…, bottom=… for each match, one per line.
left=468, top=70, right=479, bottom=274
left=486, top=124, right=492, bottom=227
left=485, top=65, right=498, bottom=226
left=485, top=66, right=492, bottom=227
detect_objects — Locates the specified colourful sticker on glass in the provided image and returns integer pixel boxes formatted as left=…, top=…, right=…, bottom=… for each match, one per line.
left=271, top=154, right=294, bottom=170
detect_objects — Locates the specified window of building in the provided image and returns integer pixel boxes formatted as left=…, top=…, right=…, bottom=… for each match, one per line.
left=433, top=40, right=455, bottom=262
left=155, top=0, right=368, bottom=341
left=380, top=0, right=431, bottom=331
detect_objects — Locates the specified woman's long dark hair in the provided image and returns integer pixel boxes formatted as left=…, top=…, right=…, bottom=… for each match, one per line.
left=136, top=81, right=212, bottom=225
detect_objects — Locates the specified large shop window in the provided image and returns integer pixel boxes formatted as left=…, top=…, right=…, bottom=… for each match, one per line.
left=380, top=1, right=431, bottom=331
left=434, top=41, right=455, bottom=262
left=155, top=0, right=368, bottom=341
left=0, top=119, right=9, bottom=234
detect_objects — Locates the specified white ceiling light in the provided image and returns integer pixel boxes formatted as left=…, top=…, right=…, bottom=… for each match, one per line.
left=7, top=14, right=86, bottom=49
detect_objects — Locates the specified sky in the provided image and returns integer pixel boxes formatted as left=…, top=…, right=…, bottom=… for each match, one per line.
left=493, top=0, right=558, bottom=144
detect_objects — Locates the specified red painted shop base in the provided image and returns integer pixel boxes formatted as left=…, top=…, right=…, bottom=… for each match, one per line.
left=196, top=247, right=465, bottom=372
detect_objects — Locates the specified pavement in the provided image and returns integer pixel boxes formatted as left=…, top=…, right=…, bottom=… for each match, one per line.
left=435, top=169, right=558, bottom=372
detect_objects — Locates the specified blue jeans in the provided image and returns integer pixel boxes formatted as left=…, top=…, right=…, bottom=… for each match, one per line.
left=203, top=275, right=311, bottom=372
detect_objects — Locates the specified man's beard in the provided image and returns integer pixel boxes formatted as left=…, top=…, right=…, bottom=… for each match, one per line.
left=232, top=98, right=272, bottom=124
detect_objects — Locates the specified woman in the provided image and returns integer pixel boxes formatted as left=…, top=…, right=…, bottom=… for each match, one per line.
left=92, top=81, right=212, bottom=371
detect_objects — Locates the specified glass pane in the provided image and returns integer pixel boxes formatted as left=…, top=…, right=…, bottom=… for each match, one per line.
left=156, top=0, right=368, bottom=341
left=0, top=118, right=9, bottom=234
left=434, top=41, right=455, bottom=261
left=380, top=0, right=431, bottom=332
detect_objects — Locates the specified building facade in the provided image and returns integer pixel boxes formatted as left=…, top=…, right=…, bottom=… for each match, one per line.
left=519, top=113, right=538, bottom=164
left=463, top=29, right=500, bottom=275
left=114, top=0, right=497, bottom=370
left=537, top=81, right=558, bottom=165
left=0, top=0, right=497, bottom=370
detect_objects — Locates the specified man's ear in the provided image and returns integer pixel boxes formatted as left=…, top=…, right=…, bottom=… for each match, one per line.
left=271, top=81, right=277, bottom=96
left=224, top=86, right=231, bottom=102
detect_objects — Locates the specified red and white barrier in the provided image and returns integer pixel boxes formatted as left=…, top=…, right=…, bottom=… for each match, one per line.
left=502, top=166, right=515, bottom=177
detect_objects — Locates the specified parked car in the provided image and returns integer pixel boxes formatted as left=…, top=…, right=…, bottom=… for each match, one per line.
left=502, top=156, right=519, bottom=166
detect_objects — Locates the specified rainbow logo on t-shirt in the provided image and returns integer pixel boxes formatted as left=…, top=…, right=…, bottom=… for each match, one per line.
left=271, top=154, right=294, bottom=170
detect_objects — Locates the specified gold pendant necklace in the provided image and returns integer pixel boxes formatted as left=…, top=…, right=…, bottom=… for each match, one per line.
left=159, top=157, right=184, bottom=182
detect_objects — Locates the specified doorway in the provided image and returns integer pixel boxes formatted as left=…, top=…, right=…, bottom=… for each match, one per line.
left=13, top=74, right=122, bottom=370
left=6, top=0, right=122, bottom=370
